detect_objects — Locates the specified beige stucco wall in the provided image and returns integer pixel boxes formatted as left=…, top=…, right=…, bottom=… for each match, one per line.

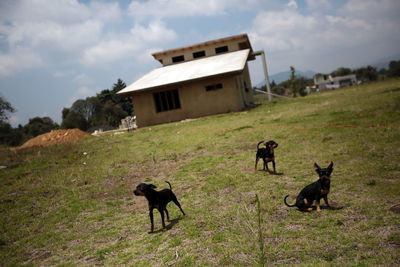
left=130, top=66, right=253, bottom=127
left=155, top=36, right=250, bottom=66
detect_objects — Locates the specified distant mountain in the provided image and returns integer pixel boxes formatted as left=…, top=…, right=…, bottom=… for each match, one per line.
left=256, top=70, right=316, bottom=87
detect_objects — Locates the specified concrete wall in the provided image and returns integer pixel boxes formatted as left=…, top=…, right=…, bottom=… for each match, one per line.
left=154, top=35, right=250, bottom=66
left=130, top=67, right=253, bottom=127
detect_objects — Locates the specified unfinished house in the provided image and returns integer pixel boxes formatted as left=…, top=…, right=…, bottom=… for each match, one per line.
left=314, top=74, right=357, bottom=90
left=117, top=34, right=256, bottom=127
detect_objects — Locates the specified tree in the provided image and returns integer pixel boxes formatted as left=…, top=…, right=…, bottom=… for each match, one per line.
left=0, top=121, right=25, bottom=146
left=289, top=66, right=298, bottom=97
left=295, top=76, right=310, bottom=96
left=102, top=101, right=127, bottom=127
left=60, top=78, right=132, bottom=131
left=388, top=60, right=400, bottom=77
left=61, top=111, right=88, bottom=130
left=270, top=80, right=277, bottom=89
left=0, top=96, right=15, bottom=122
left=354, top=66, right=378, bottom=81
left=24, top=116, right=55, bottom=137
left=331, top=67, right=352, bottom=77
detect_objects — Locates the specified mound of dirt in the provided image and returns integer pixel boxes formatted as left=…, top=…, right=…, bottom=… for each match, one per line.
left=18, top=129, right=91, bottom=150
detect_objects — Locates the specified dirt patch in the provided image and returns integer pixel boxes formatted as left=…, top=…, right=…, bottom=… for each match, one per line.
left=17, top=129, right=91, bottom=150
left=389, top=204, right=400, bottom=214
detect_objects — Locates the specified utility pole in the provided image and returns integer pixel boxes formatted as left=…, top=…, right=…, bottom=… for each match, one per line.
left=252, top=50, right=272, bottom=101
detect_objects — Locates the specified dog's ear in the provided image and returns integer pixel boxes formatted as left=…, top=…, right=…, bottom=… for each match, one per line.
left=314, top=162, right=321, bottom=172
left=149, top=184, right=157, bottom=189
left=328, top=161, right=334, bottom=172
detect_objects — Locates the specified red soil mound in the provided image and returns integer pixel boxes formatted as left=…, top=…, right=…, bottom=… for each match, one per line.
left=18, top=129, right=91, bottom=149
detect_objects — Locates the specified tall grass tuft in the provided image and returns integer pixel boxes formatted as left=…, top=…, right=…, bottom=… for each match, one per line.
left=256, top=194, right=265, bottom=267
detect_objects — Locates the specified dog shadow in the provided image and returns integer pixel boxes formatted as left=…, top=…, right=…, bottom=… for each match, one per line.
left=308, top=205, right=344, bottom=211
left=270, top=172, right=284, bottom=176
left=150, top=216, right=184, bottom=234
left=256, top=170, right=284, bottom=176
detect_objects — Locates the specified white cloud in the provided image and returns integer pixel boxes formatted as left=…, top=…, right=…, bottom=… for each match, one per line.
left=250, top=9, right=317, bottom=51
left=287, top=0, right=298, bottom=9
left=82, top=20, right=177, bottom=66
left=0, top=47, right=42, bottom=77
left=7, top=20, right=103, bottom=51
left=128, top=0, right=226, bottom=20
left=306, top=0, right=332, bottom=10
left=130, top=20, right=177, bottom=43
left=248, top=0, right=400, bottom=74
left=341, top=0, right=399, bottom=19
left=127, top=0, right=266, bottom=21
left=250, top=0, right=400, bottom=52
left=67, top=86, right=96, bottom=106
left=0, top=0, right=122, bottom=77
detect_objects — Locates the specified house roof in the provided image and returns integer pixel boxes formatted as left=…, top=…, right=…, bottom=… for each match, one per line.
left=117, top=49, right=250, bottom=95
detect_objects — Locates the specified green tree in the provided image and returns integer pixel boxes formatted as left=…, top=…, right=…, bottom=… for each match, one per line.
left=0, top=122, right=24, bottom=146
left=331, top=67, right=352, bottom=77
left=0, top=96, right=15, bottom=122
left=289, top=66, right=298, bottom=97
left=61, top=111, right=88, bottom=130
left=354, top=66, right=378, bottom=81
left=388, top=60, right=400, bottom=77
left=98, top=78, right=133, bottom=116
left=24, top=117, right=55, bottom=137
left=61, top=78, right=132, bottom=131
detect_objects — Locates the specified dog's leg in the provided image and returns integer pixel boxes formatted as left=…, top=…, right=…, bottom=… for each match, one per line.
left=263, top=158, right=266, bottom=170
left=255, top=157, right=259, bottom=171
left=323, top=195, right=330, bottom=207
left=304, top=199, right=313, bottom=211
left=158, top=208, right=167, bottom=231
left=264, top=159, right=271, bottom=173
left=149, top=208, right=155, bottom=233
left=164, top=207, right=170, bottom=222
left=171, top=194, right=186, bottom=216
left=316, top=200, right=321, bottom=212
left=272, top=159, right=276, bottom=174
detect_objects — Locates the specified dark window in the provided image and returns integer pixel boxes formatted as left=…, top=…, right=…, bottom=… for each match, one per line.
left=153, top=89, right=181, bottom=112
left=193, top=50, right=206, bottom=58
left=206, top=83, right=223, bottom=91
left=238, top=42, right=249, bottom=50
left=172, top=55, right=184, bottom=63
left=215, top=46, right=228, bottom=54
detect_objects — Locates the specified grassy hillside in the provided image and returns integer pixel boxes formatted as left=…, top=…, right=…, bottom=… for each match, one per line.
left=1, top=79, right=399, bottom=266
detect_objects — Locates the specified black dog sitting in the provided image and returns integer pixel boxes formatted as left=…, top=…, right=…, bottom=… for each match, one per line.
left=134, top=181, right=186, bottom=233
left=255, top=140, right=278, bottom=173
left=284, top=162, right=333, bottom=212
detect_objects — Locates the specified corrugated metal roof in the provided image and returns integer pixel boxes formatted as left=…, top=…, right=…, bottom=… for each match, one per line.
left=117, top=49, right=250, bottom=95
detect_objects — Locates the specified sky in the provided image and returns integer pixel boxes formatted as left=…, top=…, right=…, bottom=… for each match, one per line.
left=1, top=0, right=400, bottom=127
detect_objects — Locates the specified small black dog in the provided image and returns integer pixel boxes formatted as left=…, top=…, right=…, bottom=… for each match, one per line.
left=255, top=140, right=278, bottom=173
left=134, top=181, right=186, bottom=233
left=284, top=162, right=333, bottom=212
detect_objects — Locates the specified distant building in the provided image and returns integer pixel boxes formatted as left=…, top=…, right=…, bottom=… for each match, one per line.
left=117, top=34, right=256, bottom=127
left=314, top=74, right=357, bottom=90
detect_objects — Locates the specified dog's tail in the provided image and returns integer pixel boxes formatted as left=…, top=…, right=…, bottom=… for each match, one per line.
left=284, top=195, right=296, bottom=207
left=165, top=181, right=172, bottom=190
left=257, top=141, right=265, bottom=149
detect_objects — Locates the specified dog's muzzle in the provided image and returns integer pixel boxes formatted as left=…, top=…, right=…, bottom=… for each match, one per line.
left=134, top=190, right=144, bottom=196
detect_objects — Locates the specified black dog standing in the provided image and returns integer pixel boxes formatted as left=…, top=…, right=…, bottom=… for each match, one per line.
left=133, top=181, right=186, bottom=233
left=255, top=140, right=278, bottom=174
left=284, top=162, right=333, bottom=212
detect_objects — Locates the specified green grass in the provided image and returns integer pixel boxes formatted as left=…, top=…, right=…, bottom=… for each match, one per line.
left=1, top=79, right=400, bottom=266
